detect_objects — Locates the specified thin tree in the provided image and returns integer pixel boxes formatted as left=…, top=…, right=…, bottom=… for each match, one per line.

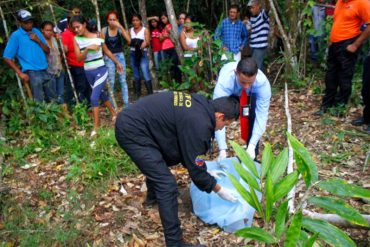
left=118, top=0, right=129, bottom=30
left=163, top=0, right=183, bottom=59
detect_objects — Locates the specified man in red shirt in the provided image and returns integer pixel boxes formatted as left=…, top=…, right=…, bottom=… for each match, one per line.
left=314, top=0, right=370, bottom=116
left=61, top=16, right=91, bottom=105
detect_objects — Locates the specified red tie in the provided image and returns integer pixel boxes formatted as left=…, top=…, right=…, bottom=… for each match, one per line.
left=240, top=89, right=249, bottom=142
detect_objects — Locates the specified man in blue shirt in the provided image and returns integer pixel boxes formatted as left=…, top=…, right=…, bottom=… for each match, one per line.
left=215, top=5, right=249, bottom=61
left=3, top=9, right=55, bottom=103
left=213, top=57, right=271, bottom=160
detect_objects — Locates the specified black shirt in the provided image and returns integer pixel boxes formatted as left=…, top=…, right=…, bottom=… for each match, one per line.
left=116, top=92, right=217, bottom=193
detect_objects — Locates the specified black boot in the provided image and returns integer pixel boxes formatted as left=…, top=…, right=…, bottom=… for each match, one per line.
left=181, top=241, right=206, bottom=247
left=133, top=79, right=141, bottom=100
left=144, top=80, right=153, bottom=95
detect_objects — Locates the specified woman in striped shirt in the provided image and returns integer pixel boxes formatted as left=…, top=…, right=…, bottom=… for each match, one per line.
left=71, top=15, right=123, bottom=137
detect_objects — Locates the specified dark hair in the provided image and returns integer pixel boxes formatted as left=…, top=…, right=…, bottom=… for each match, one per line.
left=236, top=58, right=258, bottom=76
left=69, top=15, right=94, bottom=33
left=149, top=18, right=163, bottom=32
left=160, top=12, right=168, bottom=18
left=106, top=10, right=119, bottom=22
left=131, top=13, right=142, bottom=22
left=41, top=21, right=54, bottom=29
left=229, top=4, right=240, bottom=12
left=212, top=96, right=240, bottom=120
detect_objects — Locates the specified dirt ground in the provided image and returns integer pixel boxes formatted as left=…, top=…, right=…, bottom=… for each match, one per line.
left=2, top=88, right=370, bottom=246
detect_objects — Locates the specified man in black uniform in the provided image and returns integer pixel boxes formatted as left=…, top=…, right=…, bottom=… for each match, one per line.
left=115, top=92, right=240, bottom=247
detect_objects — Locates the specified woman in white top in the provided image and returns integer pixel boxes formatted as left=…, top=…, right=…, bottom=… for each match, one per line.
left=179, top=16, right=200, bottom=58
left=71, top=15, right=123, bottom=137
left=128, top=14, right=152, bottom=100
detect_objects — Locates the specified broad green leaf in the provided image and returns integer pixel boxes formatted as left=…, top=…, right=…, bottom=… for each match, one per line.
left=284, top=211, right=303, bottom=247
left=303, top=233, right=319, bottom=247
left=247, top=178, right=263, bottom=216
left=308, top=197, right=369, bottom=227
left=275, top=200, right=288, bottom=238
left=274, top=171, right=299, bottom=202
left=269, top=148, right=288, bottom=184
left=318, top=178, right=370, bottom=199
left=302, top=217, right=356, bottom=247
left=261, top=143, right=273, bottom=179
left=287, top=133, right=318, bottom=186
left=265, top=175, right=274, bottom=223
left=228, top=173, right=257, bottom=210
left=295, top=153, right=311, bottom=187
left=230, top=140, right=258, bottom=177
left=236, top=227, right=276, bottom=244
left=233, top=161, right=261, bottom=192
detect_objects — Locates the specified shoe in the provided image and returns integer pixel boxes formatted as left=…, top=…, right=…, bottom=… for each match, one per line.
left=90, top=130, right=97, bottom=137
left=363, top=125, right=370, bottom=134
left=181, top=241, right=206, bottom=247
left=351, top=117, right=365, bottom=126
left=143, top=194, right=157, bottom=207
left=313, top=108, right=326, bottom=116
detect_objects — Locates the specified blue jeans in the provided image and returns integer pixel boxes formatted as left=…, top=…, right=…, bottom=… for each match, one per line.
left=104, top=52, right=129, bottom=106
left=130, top=50, right=151, bottom=82
left=50, top=71, right=65, bottom=104
left=153, top=51, right=161, bottom=71
left=27, top=70, right=56, bottom=103
left=251, top=47, right=267, bottom=71
left=309, top=35, right=322, bottom=62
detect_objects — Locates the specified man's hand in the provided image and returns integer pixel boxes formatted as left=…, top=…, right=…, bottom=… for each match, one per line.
left=18, top=72, right=29, bottom=84
left=28, top=32, right=41, bottom=43
left=246, top=144, right=256, bottom=160
left=208, top=170, right=227, bottom=179
left=217, top=149, right=227, bottom=162
left=216, top=187, right=238, bottom=203
left=346, top=43, right=358, bottom=53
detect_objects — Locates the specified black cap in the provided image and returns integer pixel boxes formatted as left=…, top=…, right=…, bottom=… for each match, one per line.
left=17, top=9, right=33, bottom=22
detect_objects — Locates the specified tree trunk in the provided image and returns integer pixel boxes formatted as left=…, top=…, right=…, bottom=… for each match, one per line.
left=303, top=210, right=370, bottom=228
left=139, top=0, right=159, bottom=89
left=118, top=0, right=129, bottom=30
left=186, top=0, right=190, bottom=13
left=163, top=0, right=184, bottom=59
left=267, top=0, right=298, bottom=78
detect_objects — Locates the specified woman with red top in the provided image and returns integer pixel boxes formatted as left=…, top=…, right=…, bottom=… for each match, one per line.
left=159, top=13, right=182, bottom=83
left=148, top=16, right=162, bottom=71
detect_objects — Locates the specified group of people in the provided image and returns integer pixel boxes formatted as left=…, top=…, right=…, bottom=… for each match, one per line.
left=3, top=0, right=370, bottom=246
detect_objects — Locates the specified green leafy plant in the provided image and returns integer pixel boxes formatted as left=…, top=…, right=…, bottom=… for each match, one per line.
left=229, top=133, right=369, bottom=246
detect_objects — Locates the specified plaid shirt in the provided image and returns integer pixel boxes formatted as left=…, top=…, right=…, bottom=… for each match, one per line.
left=215, top=18, right=248, bottom=54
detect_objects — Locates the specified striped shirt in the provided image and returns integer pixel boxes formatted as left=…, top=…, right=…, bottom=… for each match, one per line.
left=250, top=9, right=270, bottom=49
left=75, top=36, right=105, bottom=70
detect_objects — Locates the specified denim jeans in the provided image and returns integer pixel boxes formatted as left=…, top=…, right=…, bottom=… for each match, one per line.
left=153, top=51, right=161, bottom=71
left=104, top=52, right=129, bottom=106
left=27, top=70, right=56, bottom=103
left=251, top=47, right=267, bottom=71
left=50, top=71, right=65, bottom=104
left=130, top=50, right=151, bottom=82
left=308, top=35, right=323, bottom=62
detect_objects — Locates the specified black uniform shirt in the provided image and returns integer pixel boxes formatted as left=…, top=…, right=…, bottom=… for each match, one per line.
left=119, top=91, right=217, bottom=193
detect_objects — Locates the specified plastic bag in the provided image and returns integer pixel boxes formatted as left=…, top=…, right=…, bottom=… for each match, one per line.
left=190, top=157, right=261, bottom=232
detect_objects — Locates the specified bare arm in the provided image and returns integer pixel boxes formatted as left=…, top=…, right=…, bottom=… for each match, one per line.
left=120, top=26, right=131, bottom=44
left=180, top=31, right=191, bottom=51
left=73, top=38, right=89, bottom=62
left=141, top=28, right=151, bottom=49
left=29, top=32, right=50, bottom=54
left=102, top=43, right=123, bottom=73
left=3, top=58, right=29, bottom=83
left=347, top=25, right=370, bottom=53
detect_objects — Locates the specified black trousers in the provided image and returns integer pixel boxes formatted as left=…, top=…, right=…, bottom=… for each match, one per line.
left=163, top=48, right=182, bottom=83
left=65, top=66, right=91, bottom=106
left=321, top=37, right=359, bottom=108
left=115, top=116, right=182, bottom=247
left=362, top=55, right=370, bottom=123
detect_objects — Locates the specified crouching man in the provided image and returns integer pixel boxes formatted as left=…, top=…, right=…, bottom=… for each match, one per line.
left=115, top=92, right=240, bottom=247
